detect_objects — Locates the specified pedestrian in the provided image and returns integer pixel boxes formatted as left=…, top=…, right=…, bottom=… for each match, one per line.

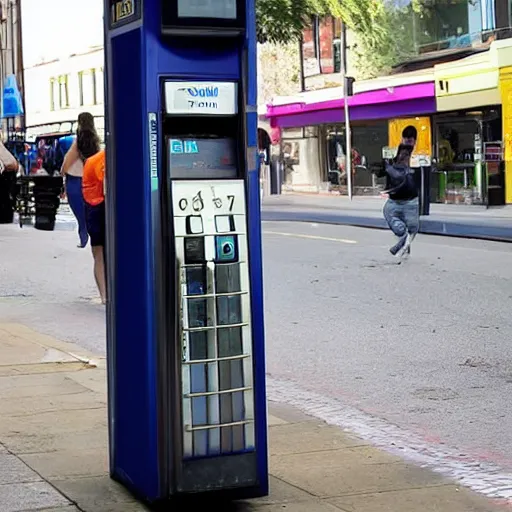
left=0, top=139, right=22, bottom=224
left=82, top=148, right=106, bottom=304
left=61, top=113, right=100, bottom=248
left=382, top=143, right=419, bottom=260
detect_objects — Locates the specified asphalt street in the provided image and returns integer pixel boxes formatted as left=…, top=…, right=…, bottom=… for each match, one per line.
left=2, top=214, right=512, bottom=490
left=263, top=195, right=512, bottom=241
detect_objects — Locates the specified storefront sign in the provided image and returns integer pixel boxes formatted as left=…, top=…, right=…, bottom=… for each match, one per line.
left=165, top=81, right=238, bottom=115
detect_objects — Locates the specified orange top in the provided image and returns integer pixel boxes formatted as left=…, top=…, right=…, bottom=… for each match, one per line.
left=82, top=150, right=105, bottom=206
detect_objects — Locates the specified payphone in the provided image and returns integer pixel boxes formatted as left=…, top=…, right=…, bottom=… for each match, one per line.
left=104, top=0, right=268, bottom=504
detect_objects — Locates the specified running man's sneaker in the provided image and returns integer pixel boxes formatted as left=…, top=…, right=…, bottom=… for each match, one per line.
left=390, top=234, right=407, bottom=256
left=398, top=233, right=412, bottom=259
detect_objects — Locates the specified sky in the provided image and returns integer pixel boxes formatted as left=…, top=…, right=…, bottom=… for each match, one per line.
left=21, top=0, right=104, bottom=68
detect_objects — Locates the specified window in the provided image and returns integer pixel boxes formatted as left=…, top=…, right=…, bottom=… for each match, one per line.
left=95, top=68, right=104, bottom=105
left=58, top=75, right=70, bottom=109
left=78, top=69, right=97, bottom=106
left=49, top=78, right=56, bottom=111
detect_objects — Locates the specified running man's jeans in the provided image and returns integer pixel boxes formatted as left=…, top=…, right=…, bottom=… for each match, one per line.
left=383, top=197, right=420, bottom=238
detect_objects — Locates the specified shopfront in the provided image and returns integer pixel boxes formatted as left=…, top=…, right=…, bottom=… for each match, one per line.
left=266, top=72, right=436, bottom=194
left=431, top=107, right=503, bottom=205
left=433, top=41, right=512, bottom=205
left=322, top=120, right=388, bottom=196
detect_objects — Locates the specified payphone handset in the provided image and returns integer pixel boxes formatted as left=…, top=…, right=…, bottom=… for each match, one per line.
left=165, top=80, right=256, bottom=462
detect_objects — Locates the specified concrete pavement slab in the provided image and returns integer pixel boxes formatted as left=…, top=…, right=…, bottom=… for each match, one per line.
left=0, top=324, right=101, bottom=365
left=269, top=421, right=368, bottom=456
left=239, top=476, right=313, bottom=506
left=32, top=508, right=80, bottom=512
left=63, top=369, right=107, bottom=395
left=20, top=449, right=109, bottom=480
left=0, top=407, right=106, bottom=438
left=268, top=402, right=314, bottom=424
left=0, top=454, right=41, bottom=485
left=0, top=329, right=78, bottom=367
left=1, top=390, right=106, bottom=417
left=3, top=427, right=108, bottom=455
left=76, top=504, right=151, bottom=512
left=0, top=481, right=70, bottom=512
left=0, top=361, right=89, bottom=377
left=328, top=485, right=505, bottom=512
left=50, top=476, right=143, bottom=511
left=0, top=373, right=91, bottom=398
left=245, top=501, right=343, bottom=511
left=267, top=414, right=288, bottom=426
left=270, top=448, right=445, bottom=498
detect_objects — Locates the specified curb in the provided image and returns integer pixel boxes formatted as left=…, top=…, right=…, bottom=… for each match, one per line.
left=262, top=210, right=512, bottom=243
left=0, top=323, right=105, bottom=367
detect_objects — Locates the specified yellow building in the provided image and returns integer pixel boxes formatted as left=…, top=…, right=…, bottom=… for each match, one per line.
left=434, top=40, right=512, bottom=204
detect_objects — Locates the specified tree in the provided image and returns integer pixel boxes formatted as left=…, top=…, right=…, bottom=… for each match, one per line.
left=256, top=0, right=419, bottom=78
left=256, top=0, right=333, bottom=43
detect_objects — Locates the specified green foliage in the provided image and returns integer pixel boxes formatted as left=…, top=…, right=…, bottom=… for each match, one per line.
left=256, top=0, right=331, bottom=43
left=256, top=0, right=420, bottom=78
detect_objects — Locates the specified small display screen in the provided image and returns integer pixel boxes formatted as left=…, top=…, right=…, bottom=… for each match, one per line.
left=177, top=0, right=237, bottom=20
left=169, top=137, right=237, bottom=179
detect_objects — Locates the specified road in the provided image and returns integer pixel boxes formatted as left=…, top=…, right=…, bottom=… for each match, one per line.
left=2, top=216, right=512, bottom=497
left=263, top=194, right=512, bottom=241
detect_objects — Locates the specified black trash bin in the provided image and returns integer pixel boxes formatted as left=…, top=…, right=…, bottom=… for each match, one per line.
left=23, top=175, right=63, bottom=231
left=0, top=171, right=17, bottom=223
left=270, top=156, right=282, bottom=195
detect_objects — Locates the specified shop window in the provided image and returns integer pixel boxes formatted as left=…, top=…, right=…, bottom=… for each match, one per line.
left=58, top=75, right=70, bottom=109
left=49, top=78, right=56, bottom=111
left=324, top=121, right=388, bottom=196
left=95, top=68, right=104, bottom=105
left=78, top=69, right=97, bottom=107
left=398, top=0, right=492, bottom=54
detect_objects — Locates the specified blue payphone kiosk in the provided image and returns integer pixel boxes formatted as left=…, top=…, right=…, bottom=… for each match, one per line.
left=104, top=0, right=268, bottom=504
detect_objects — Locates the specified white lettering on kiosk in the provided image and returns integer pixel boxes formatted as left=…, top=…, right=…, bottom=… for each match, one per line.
left=148, top=113, right=158, bottom=178
left=165, top=81, right=237, bottom=115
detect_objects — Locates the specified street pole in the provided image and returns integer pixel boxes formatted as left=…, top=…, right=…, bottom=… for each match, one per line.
left=341, top=21, right=352, bottom=200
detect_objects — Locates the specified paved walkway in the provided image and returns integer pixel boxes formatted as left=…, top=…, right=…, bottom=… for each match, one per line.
left=0, top=323, right=507, bottom=511
left=263, top=194, right=512, bottom=241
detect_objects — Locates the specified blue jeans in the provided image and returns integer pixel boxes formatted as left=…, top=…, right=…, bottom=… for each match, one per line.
left=383, top=197, right=419, bottom=238
left=65, top=174, right=88, bottom=247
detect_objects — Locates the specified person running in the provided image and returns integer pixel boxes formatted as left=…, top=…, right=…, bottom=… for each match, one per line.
left=83, top=148, right=106, bottom=304
left=61, top=113, right=100, bottom=248
left=382, top=144, right=419, bottom=260
left=401, top=125, right=417, bottom=147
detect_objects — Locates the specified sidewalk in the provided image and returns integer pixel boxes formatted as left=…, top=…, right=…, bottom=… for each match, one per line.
left=0, top=323, right=507, bottom=512
left=262, top=194, right=512, bottom=241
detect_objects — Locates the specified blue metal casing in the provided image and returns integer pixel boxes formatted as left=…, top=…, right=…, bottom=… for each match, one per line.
left=104, top=0, right=268, bottom=503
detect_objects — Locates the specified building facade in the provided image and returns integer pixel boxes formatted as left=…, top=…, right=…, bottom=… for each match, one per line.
left=20, top=0, right=104, bottom=138
left=263, top=6, right=512, bottom=206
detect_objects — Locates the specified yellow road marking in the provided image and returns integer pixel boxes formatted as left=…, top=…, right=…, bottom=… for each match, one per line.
left=264, top=231, right=357, bottom=244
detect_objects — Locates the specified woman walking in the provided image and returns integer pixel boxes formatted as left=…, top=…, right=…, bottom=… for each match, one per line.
left=61, top=113, right=100, bottom=248
left=83, top=149, right=106, bottom=304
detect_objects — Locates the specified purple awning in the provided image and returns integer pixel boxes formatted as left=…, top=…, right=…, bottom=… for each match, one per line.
left=266, top=82, right=436, bottom=127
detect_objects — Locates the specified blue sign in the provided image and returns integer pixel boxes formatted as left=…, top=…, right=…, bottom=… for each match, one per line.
left=2, top=74, right=23, bottom=118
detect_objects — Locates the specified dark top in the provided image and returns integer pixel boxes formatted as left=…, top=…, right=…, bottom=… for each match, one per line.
left=380, top=162, right=418, bottom=201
